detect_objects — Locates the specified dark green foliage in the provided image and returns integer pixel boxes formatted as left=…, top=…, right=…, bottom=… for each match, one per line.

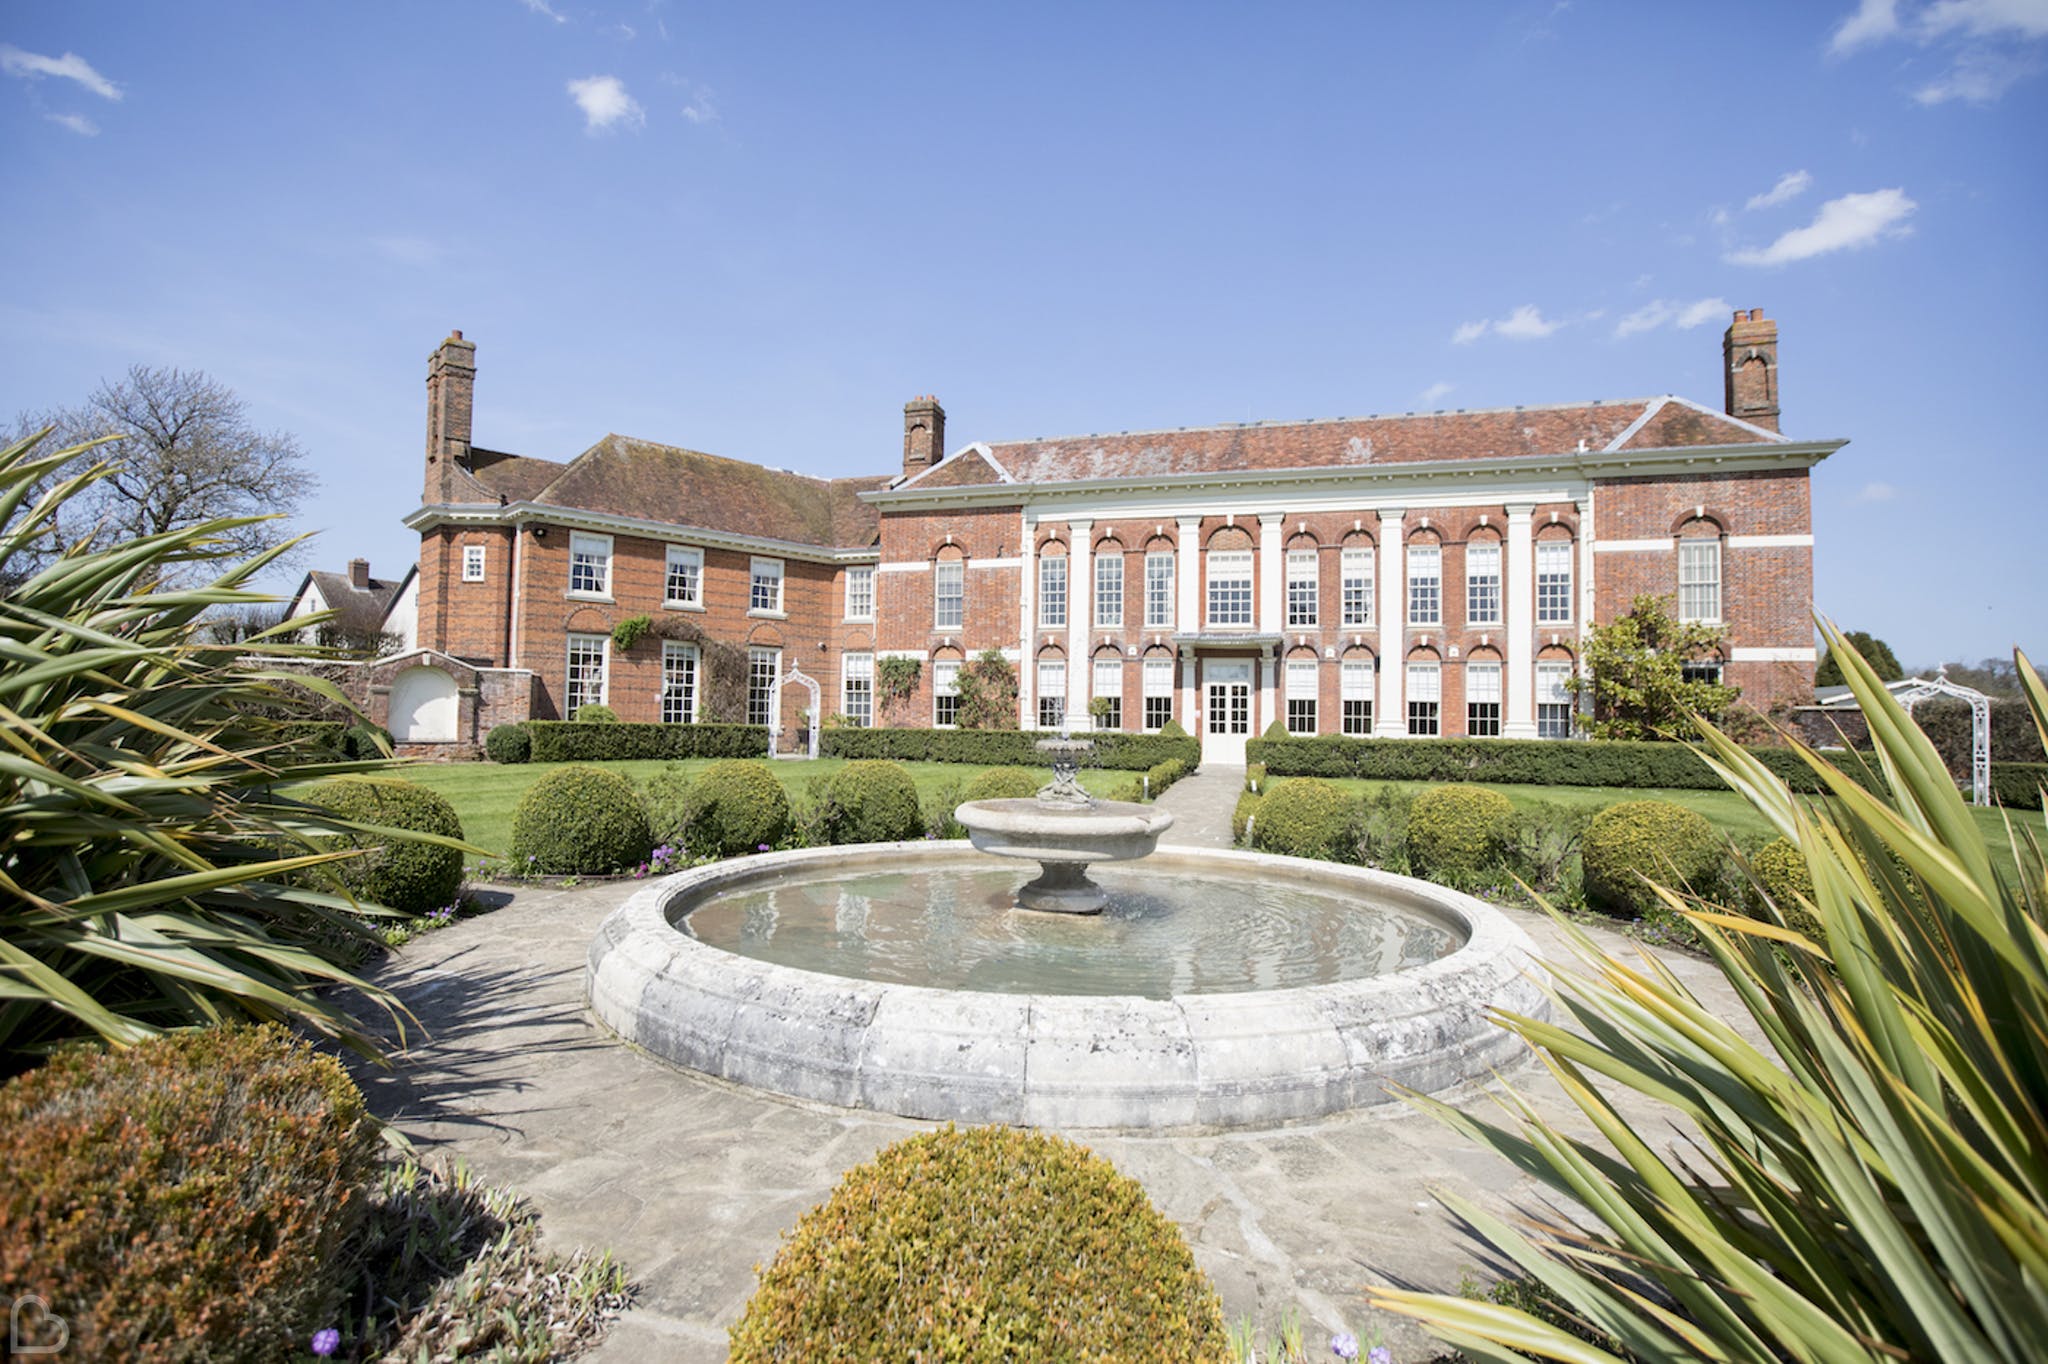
left=483, top=721, right=531, bottom=764
left=1503, top=800, right=1593, bottom=900
left=922, top=776, right=967, bottom=839
left=1581, top=799, right=1723, bottom=917
left=1993, top=762, right=2046, bottom=810
left=954, top=647, right=1020, bottom=729
left=1262, top=718, right=1289, bottom=740
left=1232, top=788, right=1265, bottom=844
left=962, top=767, right=1044, bottom=802
left=1576, top=593, right=1740, bottom=740
left=1249, top=778, right=1359, bottom=861
left=1245, top=761, right=1267, bottom=791
left=610, top=615, right=653, bottom=651
left=1912, top=699, right=2048, bottom=773
left=1407, top=785, right=1515, bottom=882
left=0, top=1026, right=381, bottom=1361
left=634, top=762, right=697, bottom=847
left=527, top=720, right=768, bottom=762
left=508, top=764, right=653, bottom=874
left=342, top=721, right=392, bottom=759
left=572, top=703, right=619, bottom=723
left=822, top=725, right=1199, bottom=772
left=728, top=1125, right=1228, bottom=1363
left=1348, top=788, right=1414, bottom=874
left=1158, top=718, right=1191, bottom=739
left=673, top=759, right=791, bottom=858
left=876, top=656, right=921, bottom=723
left=306, top=778, right=466, bottom=915
left=1748, top=836, right=1821, bottom=940
left=810, top=760, right=923, bottom=844
left=1815, top=630, right=1902, bottom=686
left=1145, top=757, right=1189, bottom=798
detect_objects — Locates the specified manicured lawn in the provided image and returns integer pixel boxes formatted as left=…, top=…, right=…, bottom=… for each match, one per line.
left=389, top=758, right=1123, bottom=859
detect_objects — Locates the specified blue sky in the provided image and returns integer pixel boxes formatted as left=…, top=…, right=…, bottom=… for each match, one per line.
left=3, top=0, right=2043, bottom=667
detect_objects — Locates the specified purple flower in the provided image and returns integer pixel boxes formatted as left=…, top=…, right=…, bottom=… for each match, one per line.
left=311, top=1328, right=341, bottom=1356
left=1369, top=1347, right=1391, bottom=1364
left=757, top=843, right=771, bottom=852
left=1331, top=1333, right=1359, bottom=1361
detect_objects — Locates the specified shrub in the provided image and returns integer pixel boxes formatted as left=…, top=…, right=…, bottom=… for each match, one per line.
left=1146, top=757, right=1188, bottom=798
left=508, top=764, right=653, bottom=874
left=1993, top=761, right=2046, bottom=810
left=1262, top=718, right=1289, bottom=740
left=1159, top=718, right=1191, bottom=739
left=674, top=759, right=791, bottom=858
left=811, top=760, right=923, bottom=845
left=922, top=776, right=966, bottom=839
left=1748, top=835, right=1820, bottom=940
left=962, top=766, right=1044, bottom=802
left=1502, top=800, right=1592, bottom=900
left=305, top=778, right=466, bottom=916
left=0, top=1025, right=381, bottom=1360
left=572, top=703, right=619, bottom=723
left=821, top=726, right=1199, bottom=772
left=1407, top=785, right=1515, bottom=883
left=1580, top=799, right=1723, bottom=918
left=1348, top=788, right=1413, bottom=874
left=1249, top=778, right=1359, bottom=861
left=634, top=762, right=697, bottom=847
left=1232, top=788, right=1265, bottom=845
left=342, top=721, right=392, bottom=759
left=526, top=720, right=769, bottom=763
left=729, top=1125, right=1228, bottom=1363
left=484, top=721, right=531, bottom=764
left=1245, top=761, right=1267, bottom=792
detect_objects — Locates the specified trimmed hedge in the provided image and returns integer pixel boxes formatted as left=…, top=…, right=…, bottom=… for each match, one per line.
left=1993, top=762, right=2046, bottom=810
left=728, top=1125, right=1228, bottom=1363
left=1245, top=733, right=1887, bottom=796
left=1249, top=778, right=1357, bottom=861
left=0, top=1025, right=380, bottom=1360
left=305, top=777, right=466, bottom=915
left=508, top=764, right=653, bottom=874
left=1408, top=785, right=1514, bottom=881
left=528, top=720, right=768, bottom=762
left=1232, top=788, right=1264, bottom=844
left=484, top=721, right=531, bottom=764
left=822, top=726, right=1199, bottom=772
left=674, top=759, right=791, bottom=858
left=811, top=760, right=923, bottom=844
left=1582, top=800, right=1723, bottom=918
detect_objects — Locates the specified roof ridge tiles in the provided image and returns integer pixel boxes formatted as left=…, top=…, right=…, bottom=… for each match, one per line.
left=987, top=397, right=1663, bottom=448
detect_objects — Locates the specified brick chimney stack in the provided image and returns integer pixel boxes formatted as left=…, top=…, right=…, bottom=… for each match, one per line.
left=1722, top=308, right=1779, bottom=434
left=425, top=329, right=478, bottom=503
left=347, top=557, right=371, bottom=590
left=902, top=395, right=945, bottom=480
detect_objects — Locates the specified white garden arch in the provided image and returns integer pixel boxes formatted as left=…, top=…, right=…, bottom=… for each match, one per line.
left=1890, top=667, right=1992, bottom=807
left=776, top=666, right=821, bottom=759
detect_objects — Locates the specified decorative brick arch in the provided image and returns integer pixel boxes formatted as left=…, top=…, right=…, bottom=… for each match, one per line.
left=1671, top=507, right=1731, bottom=536
left=1206, top=524, right=1254, bottom=551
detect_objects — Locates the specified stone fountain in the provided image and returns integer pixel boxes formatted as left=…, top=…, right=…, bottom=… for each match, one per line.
left=952, top=733, right=1174, bottom=914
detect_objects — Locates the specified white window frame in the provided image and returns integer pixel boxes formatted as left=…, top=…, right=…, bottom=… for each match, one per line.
left=749, top=557, right=785, bottom=616
left=566, top=633, right=609, bottom=713
left=1406, top=660, right=1441, bottom=736
left=462, top=544, right=486, bottom=583
left=748, top=646, right=781, bottom=728
left=1536, top=539, right=1573, bottom=624
left=843, top=564, right=875, bottom=622
left=1407, top=543, right=1441, bottom=626
left=1466, top=541, right=1501, bottom=626
left=665, top=544, right=704, bottom=609
left=1286, top=549, right=1319, bottom=628
left=842, top=651, right=874, bottom=728
left=934, top=559, right=964, bottom=630
left=1285, top=659, right=1319, bottom=735
left=1340, top=546, right=1374, bottom=627
left=1681, top=659, right=1725, bottom=686
left=1536, top=661, right=1574, bottom=740
left=1036, top=659, right=1067, bottom=729
left=1095, top=552, right=1124, bottom=629
left=1341, top=658, right=1373, bottom=736
left=1145, top=551, right=1175, bottom=629
left=1142, top=657, right=1174, bottom=731
left=1466, top=660, right=1503, bottom=738
left=932, top=658, right=961, bottom=728
left=1206, top=548, right=1254, bottom=628
left=568, top=532, right=613, bottom=599
left=660, top=640, right=698, bottom=724
left=1092, top=656, right=1123, bottom=730
left=1039, top=554, right=1068, bottom=629
left=1678, top=538, right=1722, bottom=623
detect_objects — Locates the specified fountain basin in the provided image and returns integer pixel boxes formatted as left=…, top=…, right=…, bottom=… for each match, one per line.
left=586, top=843, right=1548, bottom=1129
left=955, top=797, right=1175, bottom=912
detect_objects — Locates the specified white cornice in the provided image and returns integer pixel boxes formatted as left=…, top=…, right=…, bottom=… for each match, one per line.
left=403, top=502, right=879, bottom=565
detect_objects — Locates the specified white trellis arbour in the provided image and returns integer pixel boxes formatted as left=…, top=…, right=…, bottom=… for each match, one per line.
left=1890, top=666, right=1992, bottom=807
left=775, top=666, right=821, bottom=760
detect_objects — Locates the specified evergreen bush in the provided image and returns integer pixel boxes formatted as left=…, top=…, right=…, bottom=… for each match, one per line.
left=508, top=764, right=653, bottom=874
left=822, top=725, right=1198, bottom=772
left=305, top=778, right=466, bottom=915
left=527, top=720, right=767, bottom=762
left=962, top=767, right=1044, bottom=802
left=341, top=721, right=392, bottom=760
left=1581, top=799, right=1723, bottom=917
left=811, top=760, right=923, bottom=844
left=1249, top=778, right=1359, bottom=861
left=922, top=776, right=967, bottom=839
left=571, top=703, right=619, bottom=723
left=1232, top=788, right=1265, bottom=845
left=1145, top=757, right=1189, bottom=798
left=674, top=759, right=791, bottom=858
left=0, top=1025, right=381, bottom=1361
left=1158, top=718, right=1191, bottom=739
left=728, top=1125, right=1228, bottom=1363
left=1993, top=761, right=2046, bottom=810
left=1407, top=785, right=1515, bottom=883
left=1748, top=835, right=1821, bottom=939
left=483, top=720, right=531, bottom=764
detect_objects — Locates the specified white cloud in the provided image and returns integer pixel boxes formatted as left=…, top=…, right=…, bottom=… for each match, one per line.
left=1832, top=0, right=2048, bottom=102
left=1746, top=169, right=1813, bottom=211
left=681, top=91, right=718, bottom=124
left=0, top=44, right=121, bottom=100
left=1451, top=319, right=1489, bottom=345
left=520, top=0, right=569, bottom=22
left=1675, top=297, right=1730, bottom=329
left=567, top=75, right=644, bottom=132
left=1856, top=480, right=1900, bottom=502
left=1418, top=381, right=1455, bottom=405
left=44, top=111, right=97, bottom=136
left=1492, top=304, right=1562, bottom=339
left=1919, top=0, right=2048, bottom=41
left=1913, top=43, right=2041, bottom=99
left=1831, top=0, right=1902, bottom=52
left=1615, top=301, right=1674, bottom=338
left=1614, top=296, right=1730, bottom=338
left=1727, top=188, right=1917, bottom=265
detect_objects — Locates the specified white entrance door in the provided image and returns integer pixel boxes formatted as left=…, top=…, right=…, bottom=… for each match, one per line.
left=1202, top=660, right=1253, bottom=766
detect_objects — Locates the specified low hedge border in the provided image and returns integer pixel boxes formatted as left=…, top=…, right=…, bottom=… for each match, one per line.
left=1993, top=762, right=2046, bottom=810
left=528, top=721, right=768, bottom=763
left=822, top=727, right=1199, bottom=772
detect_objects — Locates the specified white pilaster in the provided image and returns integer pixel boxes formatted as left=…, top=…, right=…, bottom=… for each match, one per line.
left=1375, top=509, right=1406, bottom=736
left=1504, top=502, right=1536, bottom=738
left=1017, top=513, right=1036, bottom=726
left=1576, top=493, right=1596, bottom=644
left=1067, top=520, right=1092, bottom=719
left=1180, top=650, right=1198, bottom=736
left=1176, top=517, right=1200, bottom=630
left=1257, top=514, right=1284, bottom=634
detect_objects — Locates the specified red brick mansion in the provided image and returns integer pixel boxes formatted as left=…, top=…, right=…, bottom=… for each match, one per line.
left=363, top=311, right=1841, bottom=764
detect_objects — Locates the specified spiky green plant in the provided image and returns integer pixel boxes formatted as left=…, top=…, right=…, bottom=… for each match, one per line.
left=1373, top=622, right=2048, bottom=1362
left=0, top=429, right=438, bottom=1069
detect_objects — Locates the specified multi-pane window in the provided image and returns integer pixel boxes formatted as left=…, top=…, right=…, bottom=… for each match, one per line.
left=1406, top=661, right=1441, bottom=736
left=1407, top=544, right=1442, bottom=625
left=569, top=532, right=611, bottom=596
left=749, top=557, right=784, bottom=614
left=1536, top=540, right=1573, bottom=623
left=1681, top=659, right=1724, bottom=686
left=660, top=641, right=697, bottom=724
left=1039, top=555, right=1068, bottom=628
left=1341, top=659, right=1374, bottom=735
left=1145, top=552, right=1174, bottom=628
left=1092, top=657, right=1123, bottom=730
left=1466, top=541, right=1501, bottom=625
left=665, top=545, right=703, bottom=607
left=1142, top=657, right=1174, bottom=731
left=1466, top=661, right=1502, bottom=737
left=1095, top=553, right=1124, bottom=628
left=934, top=560, right=964, bottom=629
left=748, top=647, right=780, bottom=727
left=1207, top=549, right=1254, bottom=627
left=1286, top=550, right=1319, bottom=627
left=566, top=633, right=607, bottom=713
left=1285, top=660, right=1319, bottom=735
left=1536, top=661, right=1574, bottom=740
left=842, top=652, right=873, bottom=727
left=932, top=659, right=961, bottom=728
left=1341, top=547, right=1374, bottom=627
left=462, top=545, right=486, bottom=582
left=843, top=564, right=874, bottom=621
left=1678, top=539, right=1722, bottom=623
left=1037, top=659, right=1066, bottom=729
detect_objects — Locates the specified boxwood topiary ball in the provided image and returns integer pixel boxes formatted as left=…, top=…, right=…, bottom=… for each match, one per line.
left=1581, top=799, right=1723, bottom=918
left=484, top=721, right=531, bottom=764
left=961, top=766, right=1044, bottom=803
left=1248, top=777, right=1358, bottom=861
left=306, top=777, right=466, bottom=915
left=674, top=759, right=791, bottom=858
left=508, top=764, right=653, bottom=874
left=1408, top=785, right=1515, bottom=883
left=814, top=760, right=923, bottom=844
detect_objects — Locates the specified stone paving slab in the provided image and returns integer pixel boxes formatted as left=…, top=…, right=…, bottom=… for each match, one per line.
left=347, top=875, right=1751, bottom=1363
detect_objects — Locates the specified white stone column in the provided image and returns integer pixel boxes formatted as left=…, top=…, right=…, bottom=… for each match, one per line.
left=1504, top=502, right=1536, bottom=738
left=1375, top=508, right=1406, bottom=736
left=1018, top=512, right=1036, bottom=728
left=1575, top=496, right=1596, bottom=726
left=1180, top=649, right=1198, bottom=735
left=1176, top=517, right=1200, bottom=631
left=1067, top=520, right=1092, bottom=720
left=1260, top=651, right=1277, bottom=736
left=1257, top=514, right=1284, bottom=634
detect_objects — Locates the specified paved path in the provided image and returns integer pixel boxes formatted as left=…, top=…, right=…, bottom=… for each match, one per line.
left=347, top=875, right=1751, bottom=1363
left=1153, top=762, right=1245, bottom=847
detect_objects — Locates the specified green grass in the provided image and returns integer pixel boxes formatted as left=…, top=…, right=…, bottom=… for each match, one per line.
left=379, top=758, right=1117, bottom=859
